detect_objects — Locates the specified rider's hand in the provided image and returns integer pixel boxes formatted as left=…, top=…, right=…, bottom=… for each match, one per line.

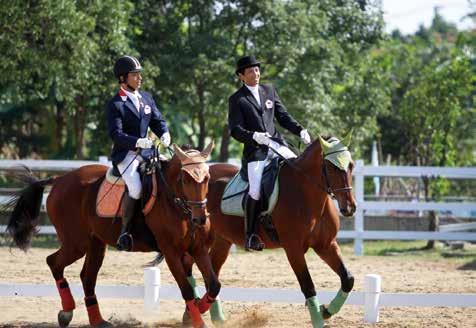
left=300, top=129, right=311, bottom=145
left=252, top=132, right=271, bottom=146
left=136, top=137, right=153, bottom=149
left=159, top=132, right=171, bottom=148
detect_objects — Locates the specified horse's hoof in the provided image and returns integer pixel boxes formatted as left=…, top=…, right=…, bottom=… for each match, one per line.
left=94, top=320, right=113, bottom=328
left=320, top=305, right=332, bottom=320
left=182, top=308, right=192, bottom=327
left=58, top=310, right=73, bottom=327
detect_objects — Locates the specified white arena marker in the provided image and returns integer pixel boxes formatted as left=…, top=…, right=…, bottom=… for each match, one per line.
left=364, top=274, right=381, bottom=323
left=144, top=267, right=161, bottom=314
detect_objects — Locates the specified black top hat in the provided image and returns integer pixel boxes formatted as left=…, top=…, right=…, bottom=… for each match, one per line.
left=235, top=55, right=261, bottom=75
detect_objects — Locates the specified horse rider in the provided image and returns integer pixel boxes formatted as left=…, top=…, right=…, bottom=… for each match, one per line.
left=228, top=55, right=311, bottom=251
left=106, top=55, right=171, bottom=251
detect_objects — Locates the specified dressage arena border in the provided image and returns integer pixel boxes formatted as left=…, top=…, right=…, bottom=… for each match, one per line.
left=1, top=269, right=476, bottom=324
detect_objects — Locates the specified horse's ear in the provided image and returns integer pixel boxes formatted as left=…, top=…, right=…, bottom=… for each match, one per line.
left=342, top=128, right=353, bottom=147
left=318, top=135, right=332, bottom=153
left=173, top=143, right=190, bottom=161
left=201, top=139, right=215, bottom=159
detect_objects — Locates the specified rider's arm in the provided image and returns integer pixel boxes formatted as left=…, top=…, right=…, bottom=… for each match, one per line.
left=228, top=94, right=255, bottom=144
left=106, top=100, right=139, bottom=150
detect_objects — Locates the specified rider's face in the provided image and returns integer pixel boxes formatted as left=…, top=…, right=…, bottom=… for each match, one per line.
left=125, top=71, right=142, bottom=90
left=239, top=66, right=260, bottom=87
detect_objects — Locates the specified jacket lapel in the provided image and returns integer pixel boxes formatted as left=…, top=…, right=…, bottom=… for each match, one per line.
left=259, top=85, right=267, bottom=111
left=124, top=98, right=140, bottom=119
left=242, top=86, right=262, bottom=113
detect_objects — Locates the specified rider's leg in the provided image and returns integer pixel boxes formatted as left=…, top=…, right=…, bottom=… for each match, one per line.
left=245, top=160, right=266, bottom=251
left=116, top=152, right=142, bottom=251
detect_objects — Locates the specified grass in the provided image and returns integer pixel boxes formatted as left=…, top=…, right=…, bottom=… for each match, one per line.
left=2, top=234, right=475, bottom=269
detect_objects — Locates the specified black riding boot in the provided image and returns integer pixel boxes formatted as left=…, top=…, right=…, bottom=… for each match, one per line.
left=244, top=196, right=264, bottom=251
left=116, top=194, right=137, bottom=251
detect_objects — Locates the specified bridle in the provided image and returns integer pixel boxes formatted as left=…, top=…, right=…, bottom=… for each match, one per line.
left=157, top=152, right=209, bottom=226
left=321, top=149, right=353, bottom=198
left=268, top=146, right=352, bottom=199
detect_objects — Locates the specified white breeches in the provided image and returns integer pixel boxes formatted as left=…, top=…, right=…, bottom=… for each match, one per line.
left=117, top=151, right=144, bottom=200
left=247, top=142, right=296, bottom=200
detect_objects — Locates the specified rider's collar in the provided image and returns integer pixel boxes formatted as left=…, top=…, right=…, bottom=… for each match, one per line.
left=119, top=87, right=142, bottom=102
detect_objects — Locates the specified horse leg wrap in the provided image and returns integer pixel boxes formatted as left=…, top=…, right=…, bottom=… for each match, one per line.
left=198, top=292, right=216, bottom=314
left=327, top=289, right=349, bottom=315
left=85, top=295, right=104, bottom=327
left=306, top=296, right=326, bottom=328
left=187, top=275, right=201, bottom=299
left=186, top=299, right=204, bottom=328
left=55, top=278, right=75, bottom=312
left=210, top=297, right=226, bottom=323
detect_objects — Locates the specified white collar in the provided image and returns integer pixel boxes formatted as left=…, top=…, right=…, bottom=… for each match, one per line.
left=245, top=84, right=259, bottom=94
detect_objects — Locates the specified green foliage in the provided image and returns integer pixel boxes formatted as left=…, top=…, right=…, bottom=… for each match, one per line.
left=0, top=0, right=473, bottom=171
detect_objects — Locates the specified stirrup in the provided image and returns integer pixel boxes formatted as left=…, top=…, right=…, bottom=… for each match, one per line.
left=245, top=234, right=264, bottom=251
left=116, top=233, right=133, bottom=251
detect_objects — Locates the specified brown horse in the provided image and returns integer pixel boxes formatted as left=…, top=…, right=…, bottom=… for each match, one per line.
left=6, top=143, right=219, bottom=328
left=183, top=135, right=356, bottom=328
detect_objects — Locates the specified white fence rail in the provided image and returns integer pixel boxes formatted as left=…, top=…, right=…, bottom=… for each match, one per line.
left=352, top=160, right=476, bottom=255
left=1, top=270, right=475, bottom=324
left=1, top=159, right=475, bottom=256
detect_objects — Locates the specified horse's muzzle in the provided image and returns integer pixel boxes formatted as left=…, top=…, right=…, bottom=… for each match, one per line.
left=340, top=203, right=356, bottom=217
left=191, top=213, right=209, bottom=226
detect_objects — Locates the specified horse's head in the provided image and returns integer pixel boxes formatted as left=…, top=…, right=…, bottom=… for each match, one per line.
left=319, top=132, right=356, bottom=217
left=173, top=141, right=214, bottom=225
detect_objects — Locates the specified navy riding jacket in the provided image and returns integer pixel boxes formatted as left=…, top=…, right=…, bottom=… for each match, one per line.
left=106, top=89, right=168, bottom=165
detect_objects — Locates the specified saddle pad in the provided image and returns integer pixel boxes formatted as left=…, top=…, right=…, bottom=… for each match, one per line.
left=96, top=179, right=125, bottom=218
left=220, top=171, right=279, bottom=217
left=96, top=169, right=158, bottom=218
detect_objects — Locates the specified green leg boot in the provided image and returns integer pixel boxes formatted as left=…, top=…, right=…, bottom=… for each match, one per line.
left=210, top=298, right=226, bottom=324
left=327, top=289, right=349, bottom=315
left=186, top=275, right=201, bottom=299
left=306, top=296, right=326, bottom=328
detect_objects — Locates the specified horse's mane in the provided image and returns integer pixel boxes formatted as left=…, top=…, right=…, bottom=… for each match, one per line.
left=298, top=135, right=331, bottom=160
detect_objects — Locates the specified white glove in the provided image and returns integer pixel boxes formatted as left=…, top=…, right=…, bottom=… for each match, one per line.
left=160, top=132, right=171, bottom=147
left=252, top=132, right=271, bottom=146
left=300, top=129, right=311, bottom=145
left=136, top=137, right=153, bottom=149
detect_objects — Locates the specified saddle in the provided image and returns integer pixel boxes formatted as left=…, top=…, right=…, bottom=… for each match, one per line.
left=221, top=157, right=283, bottom=217
left=96, top=150, right=159, bottom=218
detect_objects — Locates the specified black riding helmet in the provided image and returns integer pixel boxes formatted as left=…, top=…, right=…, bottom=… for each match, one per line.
left=114, top=55, right=142, bottom=83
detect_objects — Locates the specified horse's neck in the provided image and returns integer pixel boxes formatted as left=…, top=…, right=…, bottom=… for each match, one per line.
left=295, top=140, right=324, bottom=177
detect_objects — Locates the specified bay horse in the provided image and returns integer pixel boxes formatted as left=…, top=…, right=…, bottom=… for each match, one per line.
left=183, top=134, right=356, bottom=328
left=6, top=142, right=218, bottom=328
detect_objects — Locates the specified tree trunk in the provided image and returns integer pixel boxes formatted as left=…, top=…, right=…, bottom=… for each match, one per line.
left=219, top=123, right=230, bottom=162
left=196, top=81, right=206, bottom=150
left=425, top=210, right=439, bottom=249
left=74, top=97, right=86, bottom=159
left=55, top=101, right=66, bottom=153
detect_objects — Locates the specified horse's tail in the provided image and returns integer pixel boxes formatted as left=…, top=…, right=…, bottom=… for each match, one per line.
left=5, top=166, right=55, bottom=251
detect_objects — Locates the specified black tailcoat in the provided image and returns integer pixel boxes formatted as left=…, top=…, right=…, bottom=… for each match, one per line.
left=228, top=84, right=303, bottom=165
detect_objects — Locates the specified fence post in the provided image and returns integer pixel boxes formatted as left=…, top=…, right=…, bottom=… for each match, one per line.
left=364, top=274, right=381, bottom=323
left=354, top=160, right=365, bottom=256
left=144, top=267, right=161, bottom=314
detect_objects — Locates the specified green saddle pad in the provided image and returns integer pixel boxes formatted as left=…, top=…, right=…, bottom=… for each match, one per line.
left=220, top=171, right=280, bottom=217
